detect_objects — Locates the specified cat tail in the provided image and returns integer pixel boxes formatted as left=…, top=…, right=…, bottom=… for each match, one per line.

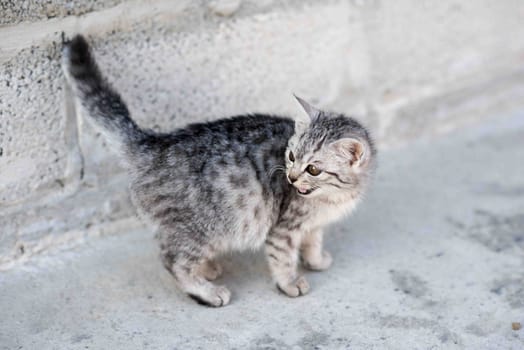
left=62, top=34, right=144, bottom=152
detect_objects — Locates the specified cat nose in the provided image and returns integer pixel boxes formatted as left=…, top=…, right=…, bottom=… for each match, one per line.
left=288, top=174, right=298, bottom=183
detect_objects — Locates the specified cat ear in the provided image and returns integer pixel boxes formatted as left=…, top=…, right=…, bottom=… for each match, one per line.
left=330, top=138, right=366, bottom=167
left=294, top=94, right=321, bottom=121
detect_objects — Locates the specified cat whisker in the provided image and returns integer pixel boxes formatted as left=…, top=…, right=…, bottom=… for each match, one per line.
left=267, top=165, right=286, bottom=178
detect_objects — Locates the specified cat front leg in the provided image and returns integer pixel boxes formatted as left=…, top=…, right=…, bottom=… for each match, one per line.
left=265, top=228, right=310, bottom=297
left=300, top=229, right=333, bottom=271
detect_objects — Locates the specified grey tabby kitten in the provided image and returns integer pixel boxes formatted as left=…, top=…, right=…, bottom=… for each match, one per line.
left=62, top=35, right=376, bottom=307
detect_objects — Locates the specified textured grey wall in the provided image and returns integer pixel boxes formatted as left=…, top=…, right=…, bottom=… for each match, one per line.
left=1, top=0, right=524, bottom=268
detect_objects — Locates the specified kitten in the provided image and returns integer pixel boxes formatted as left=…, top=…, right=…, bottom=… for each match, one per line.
left=62, top=35, right=376, bottom=307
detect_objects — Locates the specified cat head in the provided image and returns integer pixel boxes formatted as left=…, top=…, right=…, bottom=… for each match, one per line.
left=285, top=96, right=376, bottom=201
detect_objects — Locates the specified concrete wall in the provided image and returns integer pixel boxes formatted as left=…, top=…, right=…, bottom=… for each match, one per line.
left=1, top=0, right=524, bottom=268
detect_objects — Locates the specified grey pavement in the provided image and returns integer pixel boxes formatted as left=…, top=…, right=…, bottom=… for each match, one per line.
left=1, top=112, right=524, bottom=350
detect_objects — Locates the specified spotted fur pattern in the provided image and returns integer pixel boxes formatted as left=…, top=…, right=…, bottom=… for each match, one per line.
left=62, top=35, right=376, bottom=307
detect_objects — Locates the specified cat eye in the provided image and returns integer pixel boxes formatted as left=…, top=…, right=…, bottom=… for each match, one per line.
left=288, top=151, right=295, bottom=162
left=306, top=164, right=321, bottom=176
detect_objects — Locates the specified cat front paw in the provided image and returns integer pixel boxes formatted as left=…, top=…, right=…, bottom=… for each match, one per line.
left=277, top=276, right=310, bottom=297
left=302, top=250, right=333, bottom=271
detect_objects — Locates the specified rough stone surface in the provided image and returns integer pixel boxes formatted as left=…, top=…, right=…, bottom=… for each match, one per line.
left=0, top=41, right=69, bottom=206
left=0, top=0, right=310, bottom=26
left=209, top=0, right=243, bottom=17
left=1, top=113, right=523, bottom=349
left=1, top=0, right=524, bottom=265
left=0, top=0, right=127, bottom=25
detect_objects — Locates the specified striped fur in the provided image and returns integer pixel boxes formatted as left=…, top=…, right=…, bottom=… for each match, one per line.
left=62, top=35, right=376, bottom=307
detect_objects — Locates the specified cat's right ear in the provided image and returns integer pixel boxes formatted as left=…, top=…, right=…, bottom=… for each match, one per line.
left=330, top=138, right=366, bottom=168
left=294, top=94, right=321, bottom=121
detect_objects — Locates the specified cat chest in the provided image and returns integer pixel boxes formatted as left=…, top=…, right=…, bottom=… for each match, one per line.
left=280, top=199, right=357, bottom=232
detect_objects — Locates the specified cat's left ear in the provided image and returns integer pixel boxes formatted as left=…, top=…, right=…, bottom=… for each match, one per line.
left=294, top=94, right=321, bottom=121
left=330, top=138, right=366, bottom=167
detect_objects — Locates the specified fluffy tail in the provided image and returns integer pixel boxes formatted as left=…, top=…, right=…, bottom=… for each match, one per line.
left=62, top=35, right=144, bottom=149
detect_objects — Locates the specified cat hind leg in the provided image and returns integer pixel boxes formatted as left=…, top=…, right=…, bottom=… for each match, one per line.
left=196, top=259, right=223, bottom=281
left=160, top=243, right=230, bottom=307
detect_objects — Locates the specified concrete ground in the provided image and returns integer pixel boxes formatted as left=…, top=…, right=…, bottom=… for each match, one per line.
left=1, top=112, right=523, bottom=350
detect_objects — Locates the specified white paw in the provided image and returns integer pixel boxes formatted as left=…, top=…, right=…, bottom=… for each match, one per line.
left=214, top=285, right=231, bottom=306
left=188, top=285, right=231, bottom=307
left=277, top=276, right=310, bottom=297
left=303, top=251, right=333, bottom=271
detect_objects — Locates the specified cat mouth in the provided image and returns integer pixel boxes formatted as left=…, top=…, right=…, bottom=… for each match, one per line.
left=296, top=187, right=315, bottom=195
